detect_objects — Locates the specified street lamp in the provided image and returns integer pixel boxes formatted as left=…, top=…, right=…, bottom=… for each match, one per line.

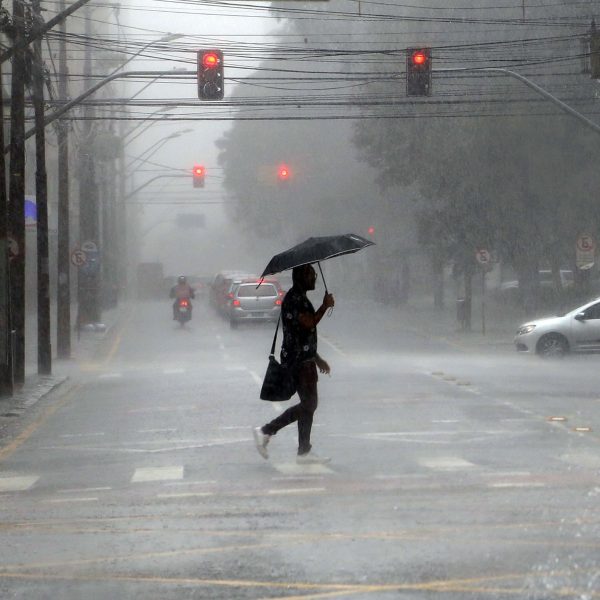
left=125, top=129, right=193, bottom=172
left=75, top=31, right=184, bottom=327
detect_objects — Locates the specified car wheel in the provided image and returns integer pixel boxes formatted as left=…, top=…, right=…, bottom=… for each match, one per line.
left=536, top=333, right=569, bottom=358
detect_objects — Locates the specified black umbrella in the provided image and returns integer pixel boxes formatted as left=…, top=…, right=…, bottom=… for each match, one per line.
left=260, top=233, right=375, bottom=292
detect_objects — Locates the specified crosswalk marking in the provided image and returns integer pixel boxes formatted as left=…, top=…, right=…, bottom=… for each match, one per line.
left=43, top=497, right=98, bottom=504
left=268, top=487, right=325, bottom=495
left=272, top=462, right=334, bottom=475
left=418, top=456, right=476, bottom=471
left=157, top=492, right=214, bottom=499
left=131, top=466, right=184, bottom=483
left=0, top=475, right=39, bottom=492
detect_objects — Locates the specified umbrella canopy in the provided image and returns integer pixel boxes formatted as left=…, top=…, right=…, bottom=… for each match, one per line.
left=260, top=234, right=375, bottom=289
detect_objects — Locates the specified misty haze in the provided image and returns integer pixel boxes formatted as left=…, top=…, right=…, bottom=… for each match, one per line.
left=0, top=0, right=599, bottom=598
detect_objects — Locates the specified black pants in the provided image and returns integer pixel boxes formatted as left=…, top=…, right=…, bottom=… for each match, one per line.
left=262, top=361, right=318, bottom=455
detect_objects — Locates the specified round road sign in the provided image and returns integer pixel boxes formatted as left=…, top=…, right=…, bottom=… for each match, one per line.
left=475, top=248, right=491, bottom=265
left=71, top=248, right=87, bottom=267
left=576, top=233, right=595, bottom=253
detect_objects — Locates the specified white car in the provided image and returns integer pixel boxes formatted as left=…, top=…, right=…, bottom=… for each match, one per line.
left=515, top=297, right=600, bottom=357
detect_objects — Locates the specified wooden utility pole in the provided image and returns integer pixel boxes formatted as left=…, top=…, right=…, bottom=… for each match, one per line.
left=56, top=0, right=71, bottom=358
left=8, top=0, right=27, bottom=384
left=31, top=0, right=51, bottom=374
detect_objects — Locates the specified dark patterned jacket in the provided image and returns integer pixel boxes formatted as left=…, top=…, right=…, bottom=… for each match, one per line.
left=280, top=286, right=317, bottom=367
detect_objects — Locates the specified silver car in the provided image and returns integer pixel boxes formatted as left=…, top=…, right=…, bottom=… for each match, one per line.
left=514, top=297, right=600, bottom=357
left=228, top=280, right=282, bottom=328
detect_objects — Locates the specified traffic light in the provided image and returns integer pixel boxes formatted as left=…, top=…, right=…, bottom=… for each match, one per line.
left=192, top=165, right=205, bottom=188
left=277, top=164, right=291, bottom=182
left=197, top=49, right=224, bottom=100
left=406, top=47, right=432, bottom=97
left=367, top=226, right=375, bottom=236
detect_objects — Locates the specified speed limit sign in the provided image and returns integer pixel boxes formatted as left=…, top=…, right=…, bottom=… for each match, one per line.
left=475, top=248, right=491, bottom=265
left=71, top=248, right=87, bottom=267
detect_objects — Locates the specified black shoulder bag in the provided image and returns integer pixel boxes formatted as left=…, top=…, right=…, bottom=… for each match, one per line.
left=260, top=316, right=296, bottom=401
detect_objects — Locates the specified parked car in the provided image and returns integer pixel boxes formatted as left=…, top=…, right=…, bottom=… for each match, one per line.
left=227, top=279, right=282, bottom=328
left=514, top=296, right=600, bottom=357
left=499, top=270, right=574, bottom=297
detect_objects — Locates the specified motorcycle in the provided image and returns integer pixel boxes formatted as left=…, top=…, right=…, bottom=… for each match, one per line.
left=174, top=298, right=192, bottom=325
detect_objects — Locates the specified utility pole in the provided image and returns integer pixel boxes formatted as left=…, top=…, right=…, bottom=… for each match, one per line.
left=77, top=9, right=100, bottom=327
left=56, top=0, right=70, bottom=358
left=8, top=0, right=27, bottom=384
left=0, top=9, right=13, bottom=396
left=31, top=0, right=51, bottom=374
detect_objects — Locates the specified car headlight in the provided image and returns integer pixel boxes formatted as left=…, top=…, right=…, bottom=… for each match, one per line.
left=517, top=324, right=536, bottom=335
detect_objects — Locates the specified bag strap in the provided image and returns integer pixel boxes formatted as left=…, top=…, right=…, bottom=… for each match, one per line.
left=270, top=315, right=281, bottom=357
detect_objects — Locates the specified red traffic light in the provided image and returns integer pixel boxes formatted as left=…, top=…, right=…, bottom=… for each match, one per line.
left=411, top=50, right=427, bottom=66
left=202, top=52, right=220, bottom=69
left=192, top=165, right=205, bottom=188
left=278, top=164, right=291, bottom=181
left=367, top=226, right=375, bottom=235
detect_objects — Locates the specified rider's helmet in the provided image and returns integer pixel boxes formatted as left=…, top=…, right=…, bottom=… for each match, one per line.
left=178, top=275, right=187, bottom=284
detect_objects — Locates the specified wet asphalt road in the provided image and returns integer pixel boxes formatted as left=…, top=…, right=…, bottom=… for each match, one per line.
left=0, top=297, right=599, bottom=599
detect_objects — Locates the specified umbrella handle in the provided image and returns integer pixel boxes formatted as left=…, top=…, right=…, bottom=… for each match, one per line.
left=317, top=262, right=328, bottom=294
left=317, top=262, right=334, bottom=317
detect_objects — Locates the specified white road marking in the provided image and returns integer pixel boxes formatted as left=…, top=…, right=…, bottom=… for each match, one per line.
left=128, top=405, right=198, bottom=414
left=247, top=369, right=263, bottom=386
left=271, top=476, right=325, bottom=482
left=0, top=476, right=39, bottom=492
left=319, top=335, right=346, bottom=357
left=272, top=463, right=334, bottom=475
left=489, top=482, right=546, bottom=489
left=418, top=456, right=476, bottom=471
left=137, top=428, right=177, bottom=434
left=163, top=480, right=217, bottom=487
left=268, top=487, right=326, bottom=495
left=98, top=373, right=122, bottom=379
left=131, top=466, right=184, bottom=483
left=60, top=432, right=105, bottom=438
left=157, top=492, right=214, bottom=499
left=163, top=368, right=186, bottom=375
left=43, top=497, right=98, bottom=504
left=58, top=487, right=111, bottom=493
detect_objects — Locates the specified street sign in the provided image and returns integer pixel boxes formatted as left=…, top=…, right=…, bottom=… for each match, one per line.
left=24, top=196, right=36, bottom=228
left=71, top=248, right=87, bottom=267
left=576, top=233, right=595, bottom=270
left=81, top=240, right=98, bottom=254
left=475, top=248, right=491, bottom=265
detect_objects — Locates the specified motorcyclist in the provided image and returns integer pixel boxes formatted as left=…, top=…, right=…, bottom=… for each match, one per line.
left=170, top=275, right=195, bottom=319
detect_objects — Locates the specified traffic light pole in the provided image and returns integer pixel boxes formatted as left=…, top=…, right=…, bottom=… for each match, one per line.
left=436, top=67, right=600, bottom=137
left=2, top=70, right=195, bottom=153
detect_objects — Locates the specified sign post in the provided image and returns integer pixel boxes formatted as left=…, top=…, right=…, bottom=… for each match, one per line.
left=576, top=233, right=595, bottom=270
left=475, top=248, right=492, bottom=335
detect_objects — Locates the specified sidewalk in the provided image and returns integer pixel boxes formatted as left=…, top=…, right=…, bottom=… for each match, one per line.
left=0, top=303, right=125, bottom=435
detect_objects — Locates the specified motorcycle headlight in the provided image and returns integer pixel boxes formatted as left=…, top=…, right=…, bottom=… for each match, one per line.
left=517, top=324, right=536, bottom=335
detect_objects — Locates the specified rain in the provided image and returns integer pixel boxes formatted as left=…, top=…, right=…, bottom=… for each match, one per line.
left=0, top=0, right=599, bottom=597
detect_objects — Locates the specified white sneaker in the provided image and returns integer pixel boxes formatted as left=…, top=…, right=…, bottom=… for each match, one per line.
left=296, top=451, right=331, bottom=465
left=253, top=427, right=270, bottom=460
